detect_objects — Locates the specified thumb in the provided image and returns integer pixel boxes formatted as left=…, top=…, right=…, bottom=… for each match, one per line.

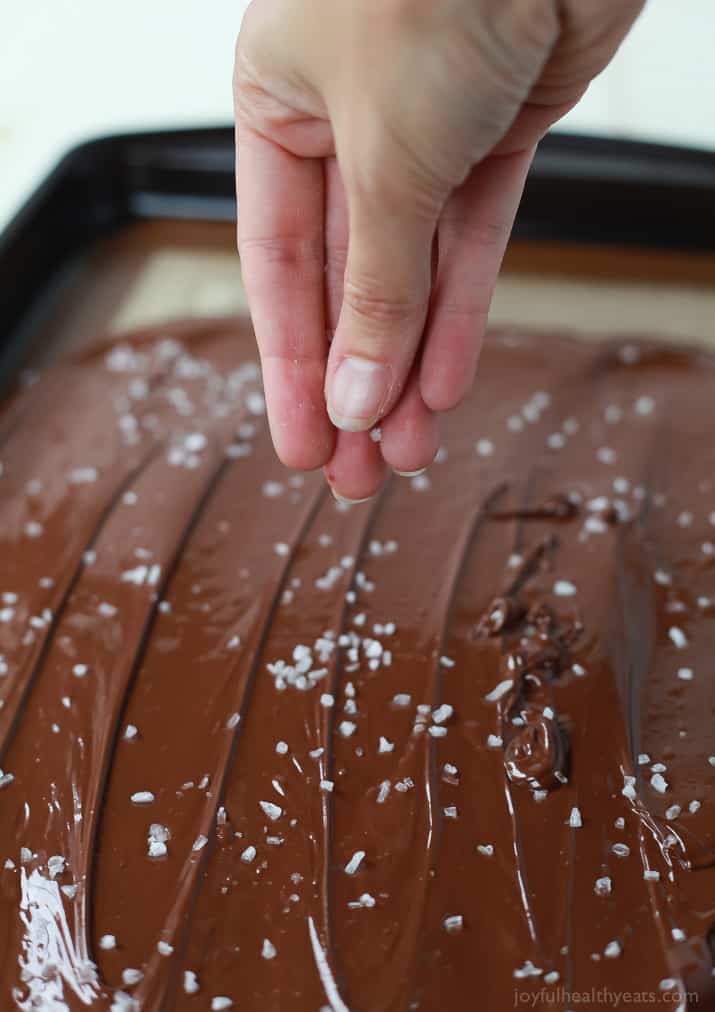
left=324, top=173, right=437, bottom=433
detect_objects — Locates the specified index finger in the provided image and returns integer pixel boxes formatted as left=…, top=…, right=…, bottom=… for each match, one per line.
left=236, top=124, right=334, bottom=470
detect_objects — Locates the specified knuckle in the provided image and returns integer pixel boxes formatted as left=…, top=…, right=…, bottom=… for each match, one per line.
left=239, top=234, right=323, bottom=276
left=342, top=277, right=423, bottom=329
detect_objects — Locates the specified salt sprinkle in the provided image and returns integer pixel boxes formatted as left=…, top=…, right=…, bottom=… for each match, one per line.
left=476, top=845, right=494, bottom=857
left=211, top=999, right=233, bottom=1011
left=392, top=693, right=412, bottom=708
left=261, top=939, right=277, bottom=961
left=157, top=941, right=173, bottom=956
left=275, top=741, right=288, bottom=755
left=487, top=734, right=503, bottom=749
left=484, top=679, right=513, bottom=703
left=184, top=971, right=200, bottom=995
left=338, top=721, right=357, bottom=738
left=259, top=801, right=282, bottom=821
left=192, top=835, right=208, bottom=852
left=672, top=928, right=686, bottom=942
left=650, top=773, right=669, bottom=794
left=345, top=850, right=365, bottom=875
left=428, top=726, right=448, bottom=738
left=677, top=667, right=693, bottom=681
left=432, top=704, right=453, bottom=724
left=594, top=877, right=612, bottom=897
left=378, top=736, right=394, bottom=754
left=553, top=580, right=577, bottom=597
left=99, top=935, right=117, bottom=950
left=121, top=969, right=143, bottom=986
left=130, top=791, right=155, bottom=805
left=612, top=843, right=630, bottom=858
left=644, top=869, right=660, bottom=882
left=668, top=627, right=688, bottom=649
left=604, top=940, right=622, bottom=959
left=443, top=914, right=463, bottom=935
left=544, top=971, right=560, bottom=985
left=568, top=807, right=583, bottom=829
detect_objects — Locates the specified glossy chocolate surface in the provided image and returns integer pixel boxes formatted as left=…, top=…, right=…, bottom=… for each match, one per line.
left=0, top=319, right=713, bottom=1010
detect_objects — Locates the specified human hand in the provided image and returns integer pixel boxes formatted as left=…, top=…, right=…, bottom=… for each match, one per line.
left=234, top=0, right=643, bottom=500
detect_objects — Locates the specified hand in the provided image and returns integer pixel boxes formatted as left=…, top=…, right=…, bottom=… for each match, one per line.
left=234, top=0, right=643, bottom=500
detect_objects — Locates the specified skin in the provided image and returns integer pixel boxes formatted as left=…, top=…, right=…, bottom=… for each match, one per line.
left=233, top=0, right=644, bottom=500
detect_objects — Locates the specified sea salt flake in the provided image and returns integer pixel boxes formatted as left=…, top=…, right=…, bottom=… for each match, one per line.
left=261, top=939, right=277, bottom=961
left=345, top=850, right=365, bottom=875
left=259, top=801, right=282, bottom=821
left=594, top=876, right=612, bottom=896
left=553, top=580, right=577, bottom=597
left=644, top=869, right=660, bottom=881
left=484, top=679, right=513, bottom=703
left=443, top=914, right=463, bottom=935
left=568, top=807, right=583, bottom=828
left=99, top=935, right=117, bottom=950
left=668, top=626, right=688, bottom=649
left=477, top=844, right=494, bottom=857
left=650, top=773, right=669, bottom=794
left=612, top=843, right=630, bottom=858
left=487, top=734, right=503, bottom=749
left=378, top=736, right=394, bottom=754
left=604, top=940, right=622, bottom=959
left=122, top=968, right=143, bottom=986
left=130, top=791, right=155, bottom=805
left=475, top=438, right=494, bottom=457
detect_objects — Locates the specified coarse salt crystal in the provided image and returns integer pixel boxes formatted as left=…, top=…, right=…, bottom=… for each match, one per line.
left=650, top=773, right=668, bottom=794
left=568, top=807, right=583, bottom=828
left=443, top=914, right=463, bottom=934
left=484, top=679, right=513, bottom=703
left=553, top=580, right=577, bottom=597
left=378, top=736, right=394, bottom=754
left=487, top=734, right=502, bottom=749
left=261, top=939, right=277, bottom=961
left=345, top=850, right=365, bottom=875
left=594, top=877, right=611, bottom=896
left=259, top=801, right=282, bottom=821
left=130, top=791, right=154, bottom=805
left=668, top=627, right=687, bottom=649
left=604, top=941, right=622, bottom=959
left=99, top=934, right=117, bottom=950
left=184, top=970, right=200, bottom=994
left=477, top=844, right=494, bottom=857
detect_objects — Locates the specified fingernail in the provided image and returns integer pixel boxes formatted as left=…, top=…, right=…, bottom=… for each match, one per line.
left=327, top=357, right=390, bottom=432
left=394, top=467, right=426, bottom=478
left=330, top=489, right=373, bottom=506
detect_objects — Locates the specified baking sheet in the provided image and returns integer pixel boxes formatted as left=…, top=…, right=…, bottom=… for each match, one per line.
left=25, top=220, right=715, bottom=367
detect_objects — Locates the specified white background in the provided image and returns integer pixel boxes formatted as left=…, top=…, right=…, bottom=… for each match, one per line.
left=1, top=1, right=713, bottom=231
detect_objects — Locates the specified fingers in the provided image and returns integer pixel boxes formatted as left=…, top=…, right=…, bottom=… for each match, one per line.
left=323, top=431, right=387, bottom=503
left=420, top=149, right=534, bottom=413
left=324, top=157, right=349, bottom=339
left=379, top=369, right=440, bottom=476
left=323, top=172, right=437, bottom=434
left=236, top=124, right=334, bottom=470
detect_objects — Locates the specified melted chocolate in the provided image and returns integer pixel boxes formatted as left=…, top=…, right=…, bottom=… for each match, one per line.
left=0, top=320, right=714, bottom=1010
